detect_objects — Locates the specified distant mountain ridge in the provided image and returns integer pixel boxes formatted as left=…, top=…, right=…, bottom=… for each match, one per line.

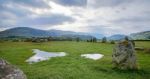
left=107, top=34, right=127, bottom=40
left=0, top=27, right=95, bottom=40
left=107, top=31, right=150, bottom=40
left=130, top=31, right=150, bottom=40
left=0, top=27, right=149, bottom=40
left=0, top=27, right=50, bottom=37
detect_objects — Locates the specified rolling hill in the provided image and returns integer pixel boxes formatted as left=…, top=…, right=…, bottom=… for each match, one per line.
left=130, top=31, right=150, bottom=40
left=0, top=27, right=149, bottom=40
left=107, top=34, right=127, bottom=40
left=107, top=31, right=150, bottom=40
left=0, top=27, right=95, bottom=40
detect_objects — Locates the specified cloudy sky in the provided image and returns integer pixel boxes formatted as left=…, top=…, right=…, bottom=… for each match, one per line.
left=0, top=0, right=150, bottom=36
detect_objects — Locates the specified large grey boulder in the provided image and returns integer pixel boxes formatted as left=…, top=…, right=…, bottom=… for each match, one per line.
left=112, top=40, right=137, bottom=69
left=0, top=58, right=27, bottom=79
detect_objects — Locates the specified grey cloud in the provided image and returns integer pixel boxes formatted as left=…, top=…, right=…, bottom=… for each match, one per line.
left=85, top=25, right=113, bottom=34
left=0, top=0, right=75, bottom=29
left=112, top=15, right=150, bottom=24
left=52, top=0, right=87, bottom=7
left=0, top=0, right=46, bottom=18
left=88, top=0, right=132, bottom=8
left=0, top=14, right=75, bottom=28
left=0, top=0, right=49, bottom=8
left=0, top=7, right=32, bottom=18
left=18, top=14, right=75, bottom=26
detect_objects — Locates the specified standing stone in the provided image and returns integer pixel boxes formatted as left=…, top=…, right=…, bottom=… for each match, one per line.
left=112, top=39, right=137, bottom=69
left=0, top=58, right=27, bottom=79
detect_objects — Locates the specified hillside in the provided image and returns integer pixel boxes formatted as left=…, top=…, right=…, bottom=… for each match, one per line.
left=0, top=27, right=50, bottom=37
left=0, top=27, right=95, bottom=40
left=130, top=31, right=150, bottom=40
left=107, top=34, right=127, bottom=40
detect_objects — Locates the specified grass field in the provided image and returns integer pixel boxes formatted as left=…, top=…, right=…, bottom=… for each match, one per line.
left=0, top=41, right=150, bottom=79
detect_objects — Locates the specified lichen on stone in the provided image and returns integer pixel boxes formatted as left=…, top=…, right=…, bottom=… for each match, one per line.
left=112, top=40, right=138, bottom=70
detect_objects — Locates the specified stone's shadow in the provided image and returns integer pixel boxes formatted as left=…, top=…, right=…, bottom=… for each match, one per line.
left=92, top=66, right=150, bottom=77
left=112, top=67, right=149, bottom=74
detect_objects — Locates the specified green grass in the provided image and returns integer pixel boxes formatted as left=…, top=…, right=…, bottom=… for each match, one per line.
left=0, top=41, right=150, bottom=79
left=135, top=41, right=150, bottom=48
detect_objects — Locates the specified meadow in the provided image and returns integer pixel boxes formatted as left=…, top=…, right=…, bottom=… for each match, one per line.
left=0, top=41, right=150, bottom=79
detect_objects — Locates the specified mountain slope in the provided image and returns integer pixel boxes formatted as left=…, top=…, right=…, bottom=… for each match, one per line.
left=0, top=27, right=95, bottom=40
left=0, top=27, right=51, bottom=37
left=107, top=34, right=127, bottom=40
left=88, top=33, right=104, bottom=39
left=130, top=31, right=150, bottom=40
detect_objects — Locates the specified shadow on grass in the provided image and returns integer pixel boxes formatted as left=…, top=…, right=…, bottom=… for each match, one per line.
left=92, top=66, right=150, bottom=77
left=112, top=67, right=149, bottom=75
